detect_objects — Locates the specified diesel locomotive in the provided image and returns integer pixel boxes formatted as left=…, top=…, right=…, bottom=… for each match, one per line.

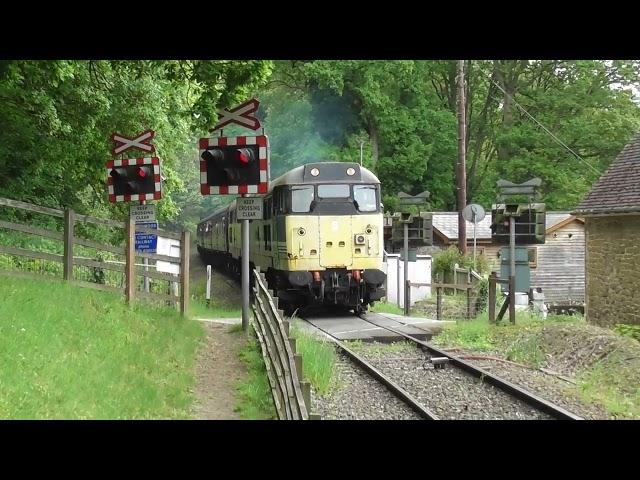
left=196, top=162, right=387, bottom=314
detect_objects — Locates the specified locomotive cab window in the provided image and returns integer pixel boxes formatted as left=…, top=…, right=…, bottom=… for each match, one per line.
left=318, top=184, right=350, bottom=198
left=354, top=185, right=378, bottom=212
left=291, top=185, right=315, bottom=213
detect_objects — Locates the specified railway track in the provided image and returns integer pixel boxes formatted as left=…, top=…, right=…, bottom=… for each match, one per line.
left=300, top=311, right=583, bottom=420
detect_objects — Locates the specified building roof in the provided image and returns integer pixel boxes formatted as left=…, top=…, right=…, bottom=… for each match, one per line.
left=574, top=132, right=640, bottom=215
left=432, top=213, right=493, bottom=240
left=432, top=211, right=581, bottom=241
left=545, top=212, right=572, bottom=230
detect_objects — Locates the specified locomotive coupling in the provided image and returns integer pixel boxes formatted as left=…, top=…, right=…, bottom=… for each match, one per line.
left=288, top=271, right=313, bottom=287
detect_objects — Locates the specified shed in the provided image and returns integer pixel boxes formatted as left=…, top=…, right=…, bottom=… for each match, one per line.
left=388, top=211, right=586, bottom=305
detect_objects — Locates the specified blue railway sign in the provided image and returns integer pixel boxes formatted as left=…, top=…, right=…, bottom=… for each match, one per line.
left=135, top=221, right=158, bottom=253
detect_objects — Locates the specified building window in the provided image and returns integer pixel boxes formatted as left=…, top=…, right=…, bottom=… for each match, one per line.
left=528, top=247, right=537, bottom=268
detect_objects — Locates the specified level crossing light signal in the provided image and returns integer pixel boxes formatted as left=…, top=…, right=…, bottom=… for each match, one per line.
left=199, top=135, right=269, bottom=195
left=110, top=165, right=155, bottom=195
left=106, top=157, right=162, bottom=203
left=491, top=204, right=546, bottom=244
left=201, top=145, right=259, bottom=184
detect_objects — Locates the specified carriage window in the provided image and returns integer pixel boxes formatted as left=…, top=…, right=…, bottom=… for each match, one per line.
left=264, top=197, right=272, bottom=220
left=354, top=185, right=378, bottom=212
left=274, top=187, right=286, bottom=214
left=291, top=186, right=315, bottom=213
left=318, top=184, right=350, bottom=198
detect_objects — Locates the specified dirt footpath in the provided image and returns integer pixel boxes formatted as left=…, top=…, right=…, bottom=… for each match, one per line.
left=190, top=246, right=247, bottom=420
left=193, top=322, right=246, bottom=419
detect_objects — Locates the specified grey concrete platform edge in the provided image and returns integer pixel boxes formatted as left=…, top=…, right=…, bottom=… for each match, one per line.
left=299, top=312, right=451, bottom=343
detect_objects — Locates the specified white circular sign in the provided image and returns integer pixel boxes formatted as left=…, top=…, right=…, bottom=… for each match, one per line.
left=462, top=204, right=485, bottom=223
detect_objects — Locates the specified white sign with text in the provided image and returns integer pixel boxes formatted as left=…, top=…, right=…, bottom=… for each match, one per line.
left=236, top=197, right=263, bottom=220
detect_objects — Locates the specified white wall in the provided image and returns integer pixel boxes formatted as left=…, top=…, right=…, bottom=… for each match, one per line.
left=384, top=254, right=432, bottom=308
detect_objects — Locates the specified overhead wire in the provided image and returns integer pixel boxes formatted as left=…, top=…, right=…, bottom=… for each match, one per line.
left=480, top=68, right=603, bottom=177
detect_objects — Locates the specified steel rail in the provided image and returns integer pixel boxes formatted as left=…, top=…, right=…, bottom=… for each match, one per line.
left=300, top=317, right=438, bottom=420
left=359, top=314, right=583, bottom=420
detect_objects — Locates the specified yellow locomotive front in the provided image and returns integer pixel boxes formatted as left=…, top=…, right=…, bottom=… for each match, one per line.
left=253, top=162, right=386, bottom=314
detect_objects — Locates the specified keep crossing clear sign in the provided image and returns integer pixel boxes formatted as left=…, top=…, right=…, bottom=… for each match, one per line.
left=130, top=204, right=156, bottom=222
left=236, top=197, right=263, bottom=220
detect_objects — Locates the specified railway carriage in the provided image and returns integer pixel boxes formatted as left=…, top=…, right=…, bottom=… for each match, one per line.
left=197, top=162, right=386, bottom=314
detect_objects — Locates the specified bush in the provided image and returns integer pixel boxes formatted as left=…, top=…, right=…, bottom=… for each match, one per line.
left=432, top=245, right=490, bottom=278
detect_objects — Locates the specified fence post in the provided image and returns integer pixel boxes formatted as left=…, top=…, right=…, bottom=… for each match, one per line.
left=436, top=286, right=442, bottom=321
left=466, top=283, right=472, bottom=320
left=206, top=264, right=212, bottom=306
left=125, top=216, right=135, bottom=305
left=180, top=230, right=190, bottom=317
left=489, top=271, right=497, bottom=323
left=63, top=209, right=75, bottom=281
left=301, top=381, right=312, bottom=415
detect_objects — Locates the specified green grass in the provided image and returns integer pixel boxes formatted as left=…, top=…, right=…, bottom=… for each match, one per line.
left=291, top=326, right=337, bottom=395
left=188, top=272, right=241, bottom=319
left=434, top=311, right=584, bottom=365
left=235, top=335, right=276, bottom=419
left=577, top=350, right=640, bottom=419
left=433, top=310, right=640, bottom=418
left=0, top=275, right=204, bottom=419
left=370, top=301, right=405, bottom=315
left=189, top=300, right=242, bottom=320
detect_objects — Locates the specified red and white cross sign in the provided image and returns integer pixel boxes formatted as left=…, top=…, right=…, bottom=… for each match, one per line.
left=211, top=98, right=261, bottom=132
left=111, top=129, right=156, bottom=155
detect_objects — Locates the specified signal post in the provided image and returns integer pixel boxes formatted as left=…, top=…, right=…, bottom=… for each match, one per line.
left=199, top=98, right=269, bottom=332
left=490, top=178, right=546, bottom=323
left=106, top=129, right=163, bottom=306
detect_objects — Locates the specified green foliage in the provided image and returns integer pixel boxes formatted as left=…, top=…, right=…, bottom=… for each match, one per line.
left=0, top=60, right=272, bottom=231
left=432, top=245, right=490, bottom=277
left=235, top=335, right=276, bottom=420
left=613, top=324, right=640, bottom=342
left=370, top=301, right=405, bottom=316
left=0, top=275, right=204, bottom=419
left=577, top=349, right=640, bottom=419
left=260, top=60, right=640, bottom=213
left=291, top=326, right=336, bottom=395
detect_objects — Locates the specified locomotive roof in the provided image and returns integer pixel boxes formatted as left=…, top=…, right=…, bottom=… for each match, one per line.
left=270, top=162, right=380, bottom=188
left=199, top=162, right=380, bottom=224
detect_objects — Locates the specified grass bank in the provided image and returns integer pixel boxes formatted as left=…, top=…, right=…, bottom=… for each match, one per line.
left=189, top=271, right=241, bottom=320
left=433, top=312, right=640, bottom=419
left=0, top=275, right=204, bottom=419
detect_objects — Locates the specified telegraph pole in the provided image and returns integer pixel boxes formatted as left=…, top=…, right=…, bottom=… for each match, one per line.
left=457, top=59, right=467, bottom=255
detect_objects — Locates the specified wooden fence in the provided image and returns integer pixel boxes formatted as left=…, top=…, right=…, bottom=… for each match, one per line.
left=251, top=269, right=319, bottom=420
left=0, top=197, right=190, bottom=315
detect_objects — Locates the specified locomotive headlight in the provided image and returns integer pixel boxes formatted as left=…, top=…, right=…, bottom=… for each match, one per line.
left=346, top=167, right=356, bottom=176
left=310, top=168, right=320, bottom=177
left=298, top=228, right=306, bottom=236
left=354, top=234, right=366, bottom=245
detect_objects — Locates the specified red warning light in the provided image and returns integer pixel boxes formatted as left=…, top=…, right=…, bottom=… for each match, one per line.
left=237, top=149, right=250, bottom=164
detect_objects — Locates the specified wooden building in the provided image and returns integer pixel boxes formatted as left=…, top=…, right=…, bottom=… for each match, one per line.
left=385, top=211, right=585, bottom=305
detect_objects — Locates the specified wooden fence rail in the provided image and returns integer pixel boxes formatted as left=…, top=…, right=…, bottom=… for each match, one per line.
left=407, top=280, right=478, bottom=320
left=251, top=269, right=319, bottom=420
left=0, top=196, right=189, bottom=315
